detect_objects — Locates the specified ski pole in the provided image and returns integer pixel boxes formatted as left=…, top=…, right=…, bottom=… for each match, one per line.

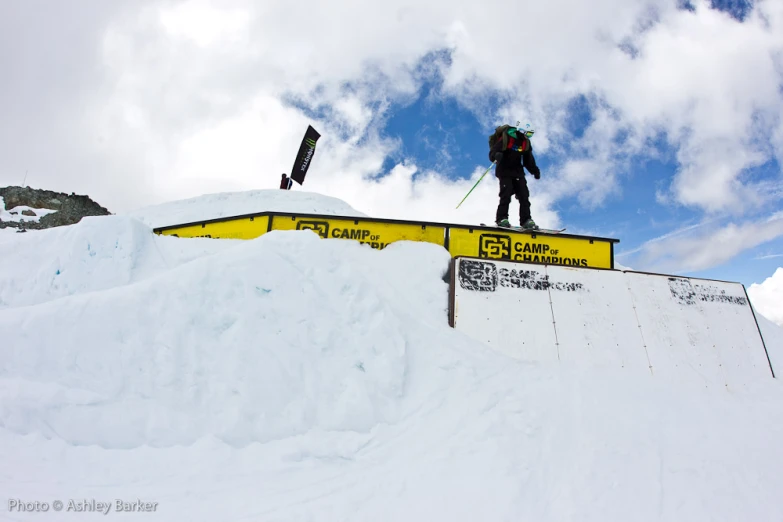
left=456, top=161, right=495, bottom=209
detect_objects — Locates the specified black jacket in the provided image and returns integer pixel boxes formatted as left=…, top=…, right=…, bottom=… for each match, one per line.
left=489, top=134, right=540, bottom=179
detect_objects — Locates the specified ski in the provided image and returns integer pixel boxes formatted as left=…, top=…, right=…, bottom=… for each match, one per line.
left=479, top=223, right=566, bottom=234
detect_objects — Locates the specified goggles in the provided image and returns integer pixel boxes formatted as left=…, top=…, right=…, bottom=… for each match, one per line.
left=509, top=127, right=535, bottom=139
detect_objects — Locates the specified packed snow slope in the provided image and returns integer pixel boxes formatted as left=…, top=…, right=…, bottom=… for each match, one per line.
left=2, top=190, right=783, bottom=522
left=126, top=189, right=368, bottom=229
left=0, top=216, right=235, bottom=310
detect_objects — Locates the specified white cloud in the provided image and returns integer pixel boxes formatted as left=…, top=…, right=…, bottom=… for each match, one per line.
left=748, top=267, right=783, bottom=327
left=158, top=0, right=251, bottom=47
left=620, top=213, right=783, bottom=273
left=623, top=1, right=783, bottom=213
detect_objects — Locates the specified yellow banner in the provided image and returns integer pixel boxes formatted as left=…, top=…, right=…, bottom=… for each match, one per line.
left=156, top=215, right=270, bottom=240
left=448, top=227, right=614, bottom=269
left=153, top=214, right=618, bottom=269
left=270, top=215, right=446, bottom=250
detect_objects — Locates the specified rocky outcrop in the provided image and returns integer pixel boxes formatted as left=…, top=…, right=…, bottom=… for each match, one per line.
left=0, top=186, right=111, bottom=230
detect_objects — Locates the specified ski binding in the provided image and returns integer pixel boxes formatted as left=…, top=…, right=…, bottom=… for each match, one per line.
left=479, top=223, right=566, bottom=234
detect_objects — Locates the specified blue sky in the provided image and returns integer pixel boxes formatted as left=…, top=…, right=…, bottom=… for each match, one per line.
left=0, top=0, right=781, bottom=316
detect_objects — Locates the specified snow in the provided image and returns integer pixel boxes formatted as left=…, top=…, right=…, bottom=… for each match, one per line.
left=0, top=215, right=237, bottom=310
left=748, top=266, right=783, bottom=327
left=0, top=196, right=58, bottom=224
left=125, top=188, right=368, bottom=229
left=2, top=189, right=783, bottom=521
left=756, top=309, right=783, bottom=378
left=0, top=226, right=20, bottom=238
left=1, top=231, right=452, bottom=448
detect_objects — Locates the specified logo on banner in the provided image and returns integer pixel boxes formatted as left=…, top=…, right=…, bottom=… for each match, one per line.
left=297, top=221, right=329, bottom=238
left=290, top=125, right=321, bottom=185
left=300, top=138, right=317, bottom=172
left=478, top=234, right=511, bottom=259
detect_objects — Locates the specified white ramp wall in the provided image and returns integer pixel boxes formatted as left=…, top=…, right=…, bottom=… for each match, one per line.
left=450, top=258, right=774, bottom=388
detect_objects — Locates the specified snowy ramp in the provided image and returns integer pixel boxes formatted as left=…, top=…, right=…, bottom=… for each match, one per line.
left=449, top=257, right=775, bottom=389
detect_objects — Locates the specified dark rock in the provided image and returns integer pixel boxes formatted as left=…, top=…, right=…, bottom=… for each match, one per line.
left=0, top=186, right=111, bottom=230
left=21, top=209, right=36, bottom=217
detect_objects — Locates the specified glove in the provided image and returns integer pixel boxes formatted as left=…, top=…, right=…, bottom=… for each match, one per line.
left=531, top=168, right=541, bottom=180
left=494, top=152, right=503, bottom=163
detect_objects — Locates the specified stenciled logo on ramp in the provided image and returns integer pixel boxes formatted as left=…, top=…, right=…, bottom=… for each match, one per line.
left=478, top=234, right=511, bottom=259
left=498, top=267, right=583, bottom=292
left=459, top=260, right=498, bottom=291
left=296, top=220, right=329, bottom=238
left=459, top=260, right=585, bottom=293
left=668, top=278, right=748, bottom=306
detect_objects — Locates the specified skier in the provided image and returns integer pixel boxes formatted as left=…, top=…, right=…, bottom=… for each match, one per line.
left=488, top=125, right=540, bottom=229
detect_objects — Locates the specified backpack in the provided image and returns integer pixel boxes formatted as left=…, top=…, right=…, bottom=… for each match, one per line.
left=489, top=125, right=530, bottom=153
left=488, top=125, right=512, bottom=151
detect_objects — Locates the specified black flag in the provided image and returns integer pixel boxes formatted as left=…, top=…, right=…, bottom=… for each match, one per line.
left=289, top=125, right=321, bottom=185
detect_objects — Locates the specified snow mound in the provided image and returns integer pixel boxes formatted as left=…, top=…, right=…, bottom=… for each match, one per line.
left=126, top=189, right=369, bottom=229
left=0, top=227, right=454, bottom=448
left=0, top=215, right=236, bottom=310
left=2, top=188, right=783, bottom=520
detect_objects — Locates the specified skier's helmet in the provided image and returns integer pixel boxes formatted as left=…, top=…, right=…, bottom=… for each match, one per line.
left=507, top=124, right=534, bottom=139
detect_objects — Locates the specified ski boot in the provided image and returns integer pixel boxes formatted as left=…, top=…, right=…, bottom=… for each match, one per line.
left=520, top=218, right=539, bottom=230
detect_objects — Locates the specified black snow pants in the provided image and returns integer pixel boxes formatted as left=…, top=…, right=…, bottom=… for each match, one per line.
left=495, top=176, right=531, bottom=225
